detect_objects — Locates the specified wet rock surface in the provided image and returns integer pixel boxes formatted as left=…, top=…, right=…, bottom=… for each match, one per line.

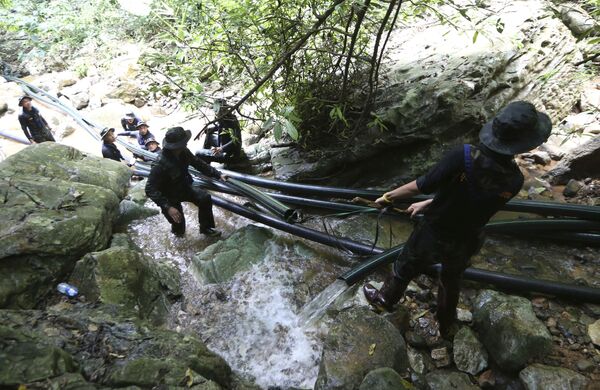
left=315, top=306, right=409, bottom=390
left=473, top=290, right=553, bottom=372
left=271, top=0, right=584, bottom=185
left=358, top=367, right=413, bottom=390
left=453, top=326, right=488, bottom=375
left=70, top=246, right=180, bottom=325
left=546, top=137, right=600, bottom=185
left=519, top=363, right=589, bottom=390
left=425, top=369, right=479, bottom=390
left=0, top=143, right=130, bottom=309
left=0, top=305, right=232, bottom=389
left=116, top=199, right=159, bottom=225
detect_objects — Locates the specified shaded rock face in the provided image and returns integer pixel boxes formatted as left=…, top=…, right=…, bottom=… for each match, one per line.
left=315, top=306, right=409, bottom=390
left=358, top=367, right=413, bottom=390
left=0, top=142, right=131, bottom=198
left=545, top=137, right=600, bottom=184
left=193, top=225, right=275, bottom=284
left=193, top=225, right=316, bottom=283
left=70, top=246, right=180, bottom=325
left=519, top=364, right=589, bottom=390
left=116, top=199, right=159, bottom=225
left=272, top=0, right=583, bottom=185
left=0, top=305, right=231, bottom=389
left=425, top=370, right=479, bottom=390
left=453, top=326, right=488, bottom=375
left=473, top=290, right=552, bottom=372
left=0, top=143, right=130, bottom=309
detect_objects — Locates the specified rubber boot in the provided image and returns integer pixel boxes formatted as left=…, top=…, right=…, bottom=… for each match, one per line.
left=436, top=271, right=461, bottom=339
left=363, top=274, right=408, bottom=312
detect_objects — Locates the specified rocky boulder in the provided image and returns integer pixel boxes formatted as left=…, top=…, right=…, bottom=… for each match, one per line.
left=0, top=142, right=131, bottom=198
left=0, top=305, right=232, bottom=388
left=0, top=143, right=130, bottom=309
left=126, top=178, right=149, bottom=205
left=70, top=247, right=180, bottom=325
left=358, top=368, right=413, bottom=390
left=425, top=370, right=479, bottom=390
left=193, top=225, right=275, bottom=284
left=546, top=137, right=600, bottom=184
left=473, top=290, right=552, bottom=372
left=272, top=1, right=584, bottom=185
left=315, top=306, right=409, bottom=390
left=453, top=326, right=488, bottom=375
left=519, top=364, right=589, bottom=390
left=116, top=199, right=159, bottom=225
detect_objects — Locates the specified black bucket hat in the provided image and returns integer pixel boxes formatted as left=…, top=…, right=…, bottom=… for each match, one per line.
left=162, top=126, right=191, bottom=150
left=479, top=101, right=552, bottom=155
left=100, top=127, right=115, bottom=140
left=18, top=95, right=32, bottom=106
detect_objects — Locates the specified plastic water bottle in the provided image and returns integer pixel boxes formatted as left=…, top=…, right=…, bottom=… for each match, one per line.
left=57, top=283, right=78, bottom=298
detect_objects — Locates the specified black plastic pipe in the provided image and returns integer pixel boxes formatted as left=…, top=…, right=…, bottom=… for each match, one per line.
left=133, top=170, right=600, bottom=302
left=485, top=219, right=600, bottom=234
left=220, top=169, right=600, bottom=221
left=226, top=178, right=302, bottom=223
left=212, top=194, right=377, bottom=254
left=338, top=247, right=600, bottom=303
left=518, top=232, right=600, bottom=246
left=215, top=195, right=600, bottom=303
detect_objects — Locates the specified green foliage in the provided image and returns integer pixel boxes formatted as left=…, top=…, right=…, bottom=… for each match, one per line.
left=142, top=0, right=404, bottom=146
left=0, top=0, right=154, bottom=64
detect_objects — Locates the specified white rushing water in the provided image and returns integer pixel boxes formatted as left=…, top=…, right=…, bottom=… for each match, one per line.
left=129, top=205, right=333, bottom=389
left=186, top=243, right=324, bottom=389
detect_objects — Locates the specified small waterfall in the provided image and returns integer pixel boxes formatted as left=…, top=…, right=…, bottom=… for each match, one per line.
left=297, top=279, right=351, bottom=327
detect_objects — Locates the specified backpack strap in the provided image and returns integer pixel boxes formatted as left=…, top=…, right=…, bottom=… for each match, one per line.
left=463, top=144, right=480, bottom=200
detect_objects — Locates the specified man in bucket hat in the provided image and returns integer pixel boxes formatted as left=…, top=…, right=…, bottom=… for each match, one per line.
left=145, top=126, right=227, bottom=237
left=118, top=121, right=155, bottom=149
left=100, top=127, right=127, bottom=163
left=17, top=95, right=56, bottom=143
left=363, top=101, right=552, bottom=338
left=120, top=111, right=142, bottom=132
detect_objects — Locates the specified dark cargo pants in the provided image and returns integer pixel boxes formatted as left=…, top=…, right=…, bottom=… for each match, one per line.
left=162, top=187, right=215, bottom=235
left=382, top=221, right=483, bottom=333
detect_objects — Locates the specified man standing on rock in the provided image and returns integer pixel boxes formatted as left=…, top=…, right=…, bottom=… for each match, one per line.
left=146, top=126, right=226, bottom=237
left=363, top=101, right=552, bottom=338
left=17, top=95, right=56, bottom=143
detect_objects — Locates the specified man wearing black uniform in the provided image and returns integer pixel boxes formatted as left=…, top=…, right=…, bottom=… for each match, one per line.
left=17, top=96, right=56, bottom=143
left=121, top=111, right=142, bottom=132
left=146, top=127, right=226, bottom=237
left=118, top=121, right=155, bottom=149
left=196, top=102, right=242, bottom=163
left=364, top=101, right=552, bottom=337
left=101, top=127, right=126, bottom=163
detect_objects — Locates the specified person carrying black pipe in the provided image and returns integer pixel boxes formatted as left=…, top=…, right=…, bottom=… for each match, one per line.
left=120, top=111, right=142, bottom=132
left=363, top=101, right=552, bottom=338
left=17, top=95, right=56, bottom=143
left=196, top=100, right=243, bottom=164
left=146, top=126, right=227, bottom=237
left=118, top=121, right=155, bottom=149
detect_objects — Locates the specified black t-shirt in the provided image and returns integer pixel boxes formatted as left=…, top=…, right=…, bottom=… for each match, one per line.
left=416, top=144, right=524, bottom=237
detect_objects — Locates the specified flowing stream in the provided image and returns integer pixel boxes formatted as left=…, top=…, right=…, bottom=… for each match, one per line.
left=127, top=198, right=369, bottom=388
left=126, top=196, right=599, bottom=389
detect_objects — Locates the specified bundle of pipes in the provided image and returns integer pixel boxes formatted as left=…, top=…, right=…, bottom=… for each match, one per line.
left=7, top=72, right=600, bottom=302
